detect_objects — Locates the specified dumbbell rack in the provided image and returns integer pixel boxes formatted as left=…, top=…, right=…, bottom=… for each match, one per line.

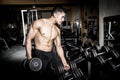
left=64, top=41, right=120, bottom=80
left=55, top=61, right=88, bottom=80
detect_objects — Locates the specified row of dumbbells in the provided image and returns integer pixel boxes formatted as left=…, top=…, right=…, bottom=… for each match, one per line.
left=64, top=42, right=120, bottom=72
left=82, top=44, right=120, bottom=72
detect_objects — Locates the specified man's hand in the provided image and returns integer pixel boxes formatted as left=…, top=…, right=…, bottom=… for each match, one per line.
left=26, top=54, right=32, bottom=60
left=63, top=63, right=70, bottom=71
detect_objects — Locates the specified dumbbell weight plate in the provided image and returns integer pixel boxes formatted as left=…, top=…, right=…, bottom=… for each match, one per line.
left=95, top=55, right=112, bottom=66
left=73, top=68, right=83, bottom=80
left=101, top=46, right=110, bottom=53
left=95, top=56, right=105, bottom=66
left=93, top=44, right=101, bottom=52
left=75, top=69, right=81, bottom=80
left=106, top=60, right=117, bottom=71
left=106, top=58, right=120, bottom=72
left=91, top=49, right=98, bottom=57
left=110, top=49, right=120, bottom=61
left=57, top=62, right=64, bottom=74
left=78, top=68, right=87, bottom=80
left=29, top=57, right=42, bottom=72
left=56, top=62, right=64, bottom=80
left=22, top=59, right=28, bottom=69
left=77, top=68, right=87, bottom=80
left=69, top=63, right=80, bottom=80
left=69, top=61, right=77, bottom=71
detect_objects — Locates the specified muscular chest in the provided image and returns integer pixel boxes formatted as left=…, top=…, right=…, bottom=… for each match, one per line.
left=39, top=26, right=58, bottom=39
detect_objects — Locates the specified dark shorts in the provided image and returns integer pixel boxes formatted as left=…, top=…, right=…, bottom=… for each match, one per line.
left=32, top=49, right=55, bottom=74
left=31, top=49, right=59, bottom=80
left=33, top=49, right=53, bottom=62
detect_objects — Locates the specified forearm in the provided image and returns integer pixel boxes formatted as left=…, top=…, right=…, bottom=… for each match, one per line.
left=56, top=46, right=67, bottom=65
left=25, top=40, right=32, bottom=59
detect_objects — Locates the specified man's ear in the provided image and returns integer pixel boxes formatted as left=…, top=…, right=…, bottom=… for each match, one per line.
left=53, top=13, right=57, bottom=18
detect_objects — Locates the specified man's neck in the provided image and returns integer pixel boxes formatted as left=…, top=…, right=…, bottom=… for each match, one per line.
left=48, top=16, right=56, bottom=25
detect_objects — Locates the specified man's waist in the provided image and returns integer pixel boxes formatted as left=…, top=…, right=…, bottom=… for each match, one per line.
left=34, top=48, right=52, bottom=53
left=35, top=45, right=52, bottom=52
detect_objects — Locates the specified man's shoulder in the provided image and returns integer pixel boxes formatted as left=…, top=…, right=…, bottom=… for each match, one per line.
left=36, top=18, right=49, bottom=24
left=33, top=18, right=46, bottom=26
left=35, top=18, right=44, bottom=22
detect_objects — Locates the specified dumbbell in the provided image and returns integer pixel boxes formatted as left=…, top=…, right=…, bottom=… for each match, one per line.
left=109, top=48, right=120, bottom=61
left=94, top=55, right=112, bottom=66
left=55, top=61, right=77, bottom=80
left=92, top=47, right=120, bottom=67
left=79, top=46, right=102, bottom=61
left=64, top=42, right=80, bottom=61
left=63, top=44, right=86, bottom=66
left=23, top=57, right=42, bottom=72
left=105, top=59, right=120, bottom=72
left=80, top=48, right=111, bottom=66
left=91, top=45, right=111, bottom=57
left=94, top=45, right=120, bottom=59
left=103, top=49, right=120, bottom=72
left=97, top=47, right=120, bottom=64
left=55, top=61, right=87, bottom=80
left=79, top=46, right=92, bottom=60
left=79, top=44, right=104, bottom=60
left=92, top=45, right=108, bottom=54
left=79, top=45, right=111, bottom=65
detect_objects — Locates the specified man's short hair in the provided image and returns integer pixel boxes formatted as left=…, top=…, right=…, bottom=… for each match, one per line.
left=52, top=6, right=66, bottom=14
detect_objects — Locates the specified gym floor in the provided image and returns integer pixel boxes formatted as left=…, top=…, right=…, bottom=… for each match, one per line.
left=0, top=45, right=27, bottom=79
left=0, top=44, right=120, bottom=80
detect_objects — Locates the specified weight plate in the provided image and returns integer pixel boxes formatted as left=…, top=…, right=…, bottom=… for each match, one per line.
left=29, top=57, right=42, bottom=72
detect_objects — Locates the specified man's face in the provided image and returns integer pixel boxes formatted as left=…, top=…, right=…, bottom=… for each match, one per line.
left=54, top=12, right=65, bottom=25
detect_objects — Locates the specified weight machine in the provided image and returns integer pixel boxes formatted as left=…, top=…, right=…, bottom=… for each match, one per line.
left=21, top=9, right=38, bottom=45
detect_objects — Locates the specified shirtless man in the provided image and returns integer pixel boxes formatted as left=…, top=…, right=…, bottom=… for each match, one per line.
left=25, top=7, right=70, bottom=76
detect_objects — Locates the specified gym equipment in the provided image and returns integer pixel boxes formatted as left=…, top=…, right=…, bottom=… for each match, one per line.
left=74, top=19, right=81, bottom=44
left=64, top=42, right=86, bottom=65
left=94, top=54, right=112, bottom=66
left=83, top=45, right=112, bottom=58
left=79, top=47, right=112, bottom=66
left=104, top=49, right=120, bottom=71
left=92, top=46, right=120, bottom=66
left=64, top=42, right=80, bottom=60
left=79, top=44, right=120, bottom=67
left=63, top=40, right=120, bottom=79
left=105, top=59, right=120, bottom=72
left=109, top=48, right=120, bottom=61
left=104, top=21, right=115, bottom=41
left=55, top=61, right=87, bottom=80
left=21, top=9, right=38, bottom=45
left=0, top=37, right=9, bottom=52
left=23, top=57, right=42, bottom=72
